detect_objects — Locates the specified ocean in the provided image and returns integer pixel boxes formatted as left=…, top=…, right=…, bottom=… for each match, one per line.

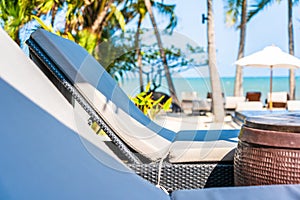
left=119, top=76, right=300, bottom=103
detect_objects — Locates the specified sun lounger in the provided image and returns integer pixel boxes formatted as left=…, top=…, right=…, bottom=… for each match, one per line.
left=235, top=101, right=264, bottom=111
left=224, top=96, right=246, bottom=110
left=191, top=99, right=212, bottom=114
left=181, top=91, right=198, bottom=113
left=287, top=100, right=300, bottom=111
left=267, top=91, right=289, bottom=108
left=181, top=92, right=211, bottom=114
left=25, top=29, right=239, bottom=191
left=181, top=91, right=198, bottom=101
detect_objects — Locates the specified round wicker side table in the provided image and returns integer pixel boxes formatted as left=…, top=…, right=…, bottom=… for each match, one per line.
left=234, top=113, right=300, bottom=186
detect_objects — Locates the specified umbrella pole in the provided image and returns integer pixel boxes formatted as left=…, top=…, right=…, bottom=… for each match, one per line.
left=269, top=66, right=273, bottom=110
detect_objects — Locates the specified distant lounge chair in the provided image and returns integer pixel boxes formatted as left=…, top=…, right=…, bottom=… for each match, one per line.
left=235, top=101, right=264, bottom=111
left=207, top=92, right=225, bottom=99
left=287, top=100, right=300, bottom=111
left=191, top=99, right=212, bottom=114
left=181, top=91, right=199, bottom=113
left=267, top=92, right=289, bottom=108
left=181, top=92, right=211, bottom=114
left=224, top=96, right=246, bottom=111
left=26, top=29, right=239, bottom=191
left=246, top=91, right=261, bottom=101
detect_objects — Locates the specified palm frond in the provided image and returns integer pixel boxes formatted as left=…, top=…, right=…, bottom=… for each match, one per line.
left=152, top=1, right=177, bottom=33
left=223, top=0, right=243, bottom=27
left=247, top=0, right=274, bottom=22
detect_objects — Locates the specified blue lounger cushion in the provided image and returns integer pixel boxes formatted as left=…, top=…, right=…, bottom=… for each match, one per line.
left=29, top=29, right=239, bottom=163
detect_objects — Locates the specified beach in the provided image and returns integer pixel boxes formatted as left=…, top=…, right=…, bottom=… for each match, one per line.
left=120, top=76, right=300, bottom=103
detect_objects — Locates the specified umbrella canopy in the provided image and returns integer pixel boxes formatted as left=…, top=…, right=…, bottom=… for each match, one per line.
left=235, top=45, right=300, bottom=69
left=235, top=45, right=300, bottom=109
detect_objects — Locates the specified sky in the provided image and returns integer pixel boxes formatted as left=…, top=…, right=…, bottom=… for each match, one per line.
left=136, top=0, right=300, bottom=78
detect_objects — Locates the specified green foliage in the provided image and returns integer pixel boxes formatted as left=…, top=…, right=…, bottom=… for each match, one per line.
left=38, top=0, right=59, bottom=14
left=77, top=28, right=98, bottom=54
left=32, top=15, right=75, bottom=41
left=152, top=1, right=177, bottom=33
left=110, top=4, right=126, bottom=31
left=224, top=0, right=243, bottom=27
left=98, top=29, right=206, bottom=82
left=0, top=0, right=181, bottom=80
left=0, top=0, right=39, bottom=42
left=124, top=0, right=177, bottom=33
left=130, top=82, right=172, bottom=119
left=246, top=0, right=297, bottom=22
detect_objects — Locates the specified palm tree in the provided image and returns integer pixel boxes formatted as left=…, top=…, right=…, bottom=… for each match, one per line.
left=76, top=0, right=126, bottom=52
left=225, top=0, right=247, bottom=97
left=144, top=0, right=181, bottom=107
left=129, top=0, right=147, bottom=92
left=207, top=0, right=225, bottom=122
left=135, top=13, right=144, bottom=92
left=0, top=0, right=40, bottom=45
left=90, top=0, right=115, bottom=38
left=37, top=0, right=65, bottom=27
left=129, top=0, right=177, bottom=92
left=288, top=0, right=295, bottom=100
left=248, top=0, right=298, bottom=100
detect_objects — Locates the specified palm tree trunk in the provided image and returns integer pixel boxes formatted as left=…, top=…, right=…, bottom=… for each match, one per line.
left=207, top=0, right=225, bottom=122
left=288, top=0, right=295, bottom=100
left=234, top=0, right=247, bottom=97
left=144, top=0, right=181, bottom=107
left=135, top=15, right=144, bottom=92
left=51, top=2, right=58, bottom=27
left=91, top=0, right=114, bottom=34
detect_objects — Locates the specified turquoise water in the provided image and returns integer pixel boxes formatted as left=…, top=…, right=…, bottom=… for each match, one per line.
left=119, top=76, right=300, bottom=102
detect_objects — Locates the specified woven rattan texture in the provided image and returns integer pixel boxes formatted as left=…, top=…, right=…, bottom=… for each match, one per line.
left=234, top=141, right=300, bottom=186
left=129, top=162, right=234, bottom=191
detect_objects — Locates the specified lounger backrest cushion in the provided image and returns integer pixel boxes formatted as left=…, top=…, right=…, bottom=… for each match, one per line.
left=246, top=91, right=261, bottom=101
left=267, top=92, right=288, bottom=103
left=287, top=100, right=300, bottom=111
left=224, top=96, right=246, bottom=110
left=181, top=91, right=198, bottom=101
left=235, top=101, right=263, bottom=111
left=30, top=29, right=175, bottom=160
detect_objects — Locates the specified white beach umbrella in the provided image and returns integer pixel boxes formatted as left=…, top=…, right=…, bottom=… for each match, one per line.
left=235, top=45, right=300, bottom=109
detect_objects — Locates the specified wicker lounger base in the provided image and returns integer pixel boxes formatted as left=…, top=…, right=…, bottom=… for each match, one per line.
left=128, top=162, right=234, bottom=191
